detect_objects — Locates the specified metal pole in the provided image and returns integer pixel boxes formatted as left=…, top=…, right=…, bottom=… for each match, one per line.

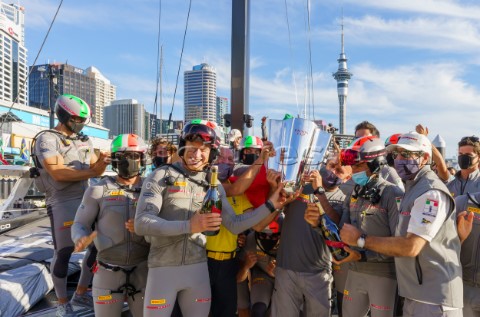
left=230, top=0, right=250, bottom=132
left=48, top=66, right=55, bottom=129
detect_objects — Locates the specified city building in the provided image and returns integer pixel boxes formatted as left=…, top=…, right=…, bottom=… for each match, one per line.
left=0, top=2, right=28, bottom=106
left=216, top=96, right=228, bottom=128
left=103, top=99, right=145, bottom=139
left=332, top=21, right=353, bottom=135
left=184, top=63, right=217, bottom=123
left=28, top=63, right=116, bottom=125
left=86, top=66, right=116, bottom=126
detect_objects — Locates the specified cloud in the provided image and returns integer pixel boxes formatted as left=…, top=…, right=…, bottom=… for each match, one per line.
left=342, top=0, right=480, bottom=20
left=340, top=15, right=480, bottom=52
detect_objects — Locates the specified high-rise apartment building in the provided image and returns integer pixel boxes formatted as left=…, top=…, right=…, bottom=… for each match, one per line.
left=216, top=96, right=228, bottom=128
left=184, top=63, right=217, bottom=123
left=28, top=63, right=116, bottom=125
left=103, top=99, right=145, bottom=139
left=0, top=3, right=28, bottom=105
left=86, top=66, right=116, bottom=126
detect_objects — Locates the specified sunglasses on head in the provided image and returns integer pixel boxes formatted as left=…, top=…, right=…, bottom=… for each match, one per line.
left=391, top=150, right=423, bottom=159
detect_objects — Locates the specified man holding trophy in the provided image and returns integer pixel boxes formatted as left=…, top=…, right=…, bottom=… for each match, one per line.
left=267, top=117, right=339, bottom=316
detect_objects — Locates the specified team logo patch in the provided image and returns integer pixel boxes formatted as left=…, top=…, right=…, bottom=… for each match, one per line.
left=350, top=197, right=358, bottom=204
left=423, top=198, right=439, bottom=216
left=150, top=299, right=166, bottom=305
left=467, top=206, right=480, bottom=215
left=421, top=218, right=432, bottom=224
left=63, top=221, right=73, bottom=227
left=174, top=181, right=187, bottom=187
left=98, top=295, right=112, bottom=301
left=343, top=289, right=349, bottom=296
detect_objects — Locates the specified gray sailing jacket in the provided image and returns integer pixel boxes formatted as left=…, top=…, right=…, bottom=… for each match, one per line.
left=344, top=177, right=403, bottom=279
left=34, top=130, right=92, bottom=205
left=455, top=193, right=480, bottom=288
left=72, top=177, right=149, bottom=266
left=134, top=162, right=271, bottom=268
left=395, top=167, right=463, bottom=308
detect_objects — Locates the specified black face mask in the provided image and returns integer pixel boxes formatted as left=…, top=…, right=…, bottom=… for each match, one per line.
left=117, top=157, right=142, bottom=179
left=153, top=156, right=169, bottom=168
left=458, top=154, right=477, bottom=170
left=243, top=153, right=258, bottom=165
left=320, top=166, right=342, bottom=189
left=216, top=163, right=233, bottom=182
left=255, top=232, right=280, bottom=257
left=386, top=153, right=395, bottom=167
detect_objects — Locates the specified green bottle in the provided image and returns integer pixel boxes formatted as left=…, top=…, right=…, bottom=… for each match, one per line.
left=201, top=166, right=222, bottom=236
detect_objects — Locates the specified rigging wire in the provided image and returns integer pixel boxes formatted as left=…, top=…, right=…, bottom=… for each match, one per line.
left=305, top=0, right=315, bottom=121
left=283, top=0, right=300, bottom=117
left=167, top=0, right=192, bottom=130
left=153, top=0, right=162, bottom=123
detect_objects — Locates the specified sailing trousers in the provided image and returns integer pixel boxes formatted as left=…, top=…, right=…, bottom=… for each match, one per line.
left=271, top=267, right=332, bottom=317
left=144, top=262, right=211, bottom=317
left=92, top=260, right=148, bottom=317
left=342, top=270, right=397, bottom=317
left=48, top=201, right=93, bottom=299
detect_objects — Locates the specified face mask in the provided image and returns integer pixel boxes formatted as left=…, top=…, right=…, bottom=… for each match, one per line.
left=386, top=153, right=395, bottom=167
left=352, top=171, right=370, bottom=186
left=216, top=163, right=233, bottom=182
left=458, top=154, right=477, bottom=170
left=320, top=166, right=342, bottom=188
left=256, top=232, right=280, bottom=256
left=67, top=121, right=85, bottom=134
left=243, top=153, right=258, bottom=165
left=153, top=156, right=169, bottom=168
left=117, top=157, right=142, bottom=179
left=394, top=158, right=421, bottom=181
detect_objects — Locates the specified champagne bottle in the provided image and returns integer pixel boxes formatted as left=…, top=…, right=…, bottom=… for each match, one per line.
left=309, top=194, right=349, bottom=261
left=200, top=166, right=222, bottom=236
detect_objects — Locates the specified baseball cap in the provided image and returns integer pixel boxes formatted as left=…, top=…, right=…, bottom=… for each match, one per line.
left=386, top=132, right=432, bottom=156
left=228, top=129, right=242, bottom=142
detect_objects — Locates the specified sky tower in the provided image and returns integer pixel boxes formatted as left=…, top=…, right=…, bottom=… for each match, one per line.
left=332, top=20, right=353, bottom=135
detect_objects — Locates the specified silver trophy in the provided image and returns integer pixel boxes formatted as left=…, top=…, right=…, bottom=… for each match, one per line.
left=268, top=118, right=331, bottom=193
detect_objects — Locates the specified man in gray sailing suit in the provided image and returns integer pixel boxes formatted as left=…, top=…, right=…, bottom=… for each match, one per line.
left=340, top=132, right=463, bottom=317
left=454, top=194, right=478, bottom=317
left=134, top=119, right=288, bottom=317
left=447, top=136, right=480, bottom=197
left=72, top=134, right=149, bottom=317
left=32, top=94, right=109, bottom=316
left=335, top=136, right=403, bottom=317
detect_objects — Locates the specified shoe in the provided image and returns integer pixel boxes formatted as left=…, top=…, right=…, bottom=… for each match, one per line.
left=70, top=291, right=93, bottom=308
left=56, top=302, right=74, bottom=316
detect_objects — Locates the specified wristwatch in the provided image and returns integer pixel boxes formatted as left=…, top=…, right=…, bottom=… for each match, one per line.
left=357, top=233, right=367, bottom=249
left=313, top=186, right=325, bottom=195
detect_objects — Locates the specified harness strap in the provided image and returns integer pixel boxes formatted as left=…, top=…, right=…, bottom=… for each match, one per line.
left=98, top=261, right=141, bottom=300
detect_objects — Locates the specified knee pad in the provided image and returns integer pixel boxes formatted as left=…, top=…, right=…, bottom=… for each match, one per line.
left=251, top=302, right=268, bottom=317
left=53, top=246, right=74, bottom=278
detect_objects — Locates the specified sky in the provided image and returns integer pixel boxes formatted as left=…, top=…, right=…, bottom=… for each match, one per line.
left=21, top=0, right=480, bottom=157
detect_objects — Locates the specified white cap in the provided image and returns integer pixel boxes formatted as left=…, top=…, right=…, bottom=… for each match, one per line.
left=386, top=131, right=432, bottom=157
left=228, top=129, right=242, bottom=142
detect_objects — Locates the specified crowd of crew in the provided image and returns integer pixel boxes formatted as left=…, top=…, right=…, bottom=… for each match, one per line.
left=33, top=94, right=478, bottom=317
